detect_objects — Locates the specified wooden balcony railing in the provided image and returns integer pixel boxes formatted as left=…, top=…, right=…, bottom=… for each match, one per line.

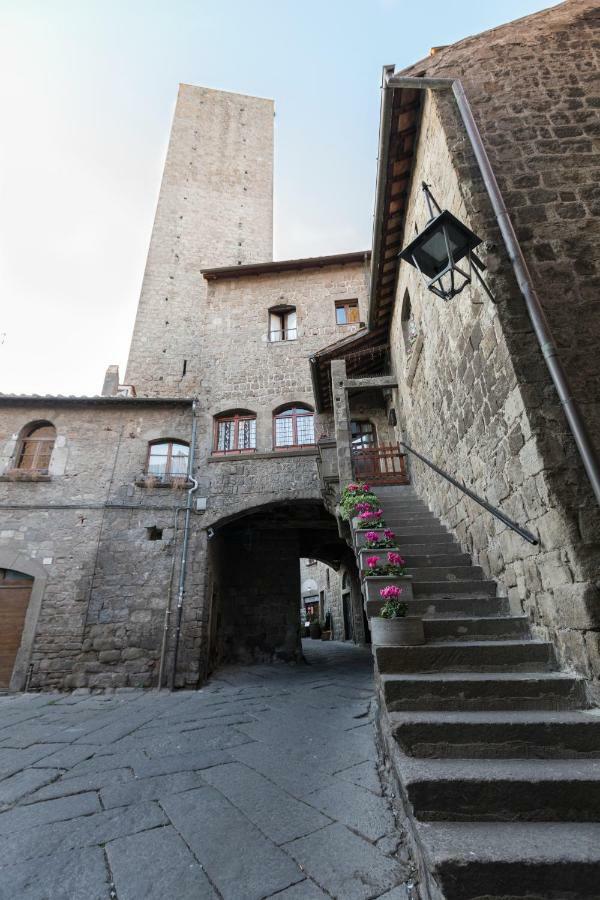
left=351, top=443, right=410, bottom=485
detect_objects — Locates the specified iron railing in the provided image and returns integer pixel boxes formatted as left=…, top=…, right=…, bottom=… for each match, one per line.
left=400, top=441, right=538, bottom=545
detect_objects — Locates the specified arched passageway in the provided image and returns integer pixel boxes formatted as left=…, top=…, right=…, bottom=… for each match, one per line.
left=205, top=500, right=361, bottom=672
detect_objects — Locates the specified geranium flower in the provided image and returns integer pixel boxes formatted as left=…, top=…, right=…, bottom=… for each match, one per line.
left=366, top=556, right=380, bottom=568
left=383, top=529, right=395, bottom=540
left=365, top=531, right=380, bottom=542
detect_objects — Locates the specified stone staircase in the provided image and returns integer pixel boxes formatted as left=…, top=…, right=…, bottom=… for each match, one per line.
left=357, top=484, right=600, bottom=900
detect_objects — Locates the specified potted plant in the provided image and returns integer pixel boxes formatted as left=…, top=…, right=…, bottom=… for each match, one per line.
left=361, top=551, right=414, bottom=601
left=355, top=527, right=396, bottom=550
left=321, top=612, right=332, bottom=641
left=370, top=586, right=424, bottom=646
left=339, top=482, right=380, bottom=521
left=353, top=506, right=386, bottom=531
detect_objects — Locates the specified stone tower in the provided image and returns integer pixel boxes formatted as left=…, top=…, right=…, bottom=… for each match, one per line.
left=125, top=84, right=274, bottom=396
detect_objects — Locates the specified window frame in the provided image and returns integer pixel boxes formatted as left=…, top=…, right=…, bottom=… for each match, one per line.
left=272, top=404, right=315, bottom=450
left=145, top=439, right=190, bottom=480
left=16, top=422, right=56, bottom=474
left=350, top=420, right=377, bottom=450
left=335, top=299, right=360, bottom=326
left=212, top=411, right=257, bottom=456
left=268, top=305, right=297, bottom=342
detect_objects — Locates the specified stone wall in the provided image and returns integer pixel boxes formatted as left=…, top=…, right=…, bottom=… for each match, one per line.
left=0, top=401, right=201, bottom=690
left=125, top=84, right=275, bottom=396
left=389, top=75, right=600, bottom=695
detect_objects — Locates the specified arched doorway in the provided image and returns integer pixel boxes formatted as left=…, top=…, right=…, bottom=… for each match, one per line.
left=205, top=499, right=358, bottom=673
left=0, top=568, right=34, bottom=689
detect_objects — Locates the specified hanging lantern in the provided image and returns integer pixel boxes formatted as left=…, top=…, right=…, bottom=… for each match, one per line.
left=399, top=183, right=484, bottom=301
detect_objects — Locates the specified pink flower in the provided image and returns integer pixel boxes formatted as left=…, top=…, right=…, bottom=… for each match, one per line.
left=347, top=483, right=359, bottom=492
left=387, top=552, right=405, bottom=566
left=361, top=483, right=370, bottom=492
left=365, top=531, right=380, bottom=542
left=355, top=501, right=373, bottom=513
left=383, top=529, right=395, bottom=540
left=380, top=585, right=403, bottom=600
left=366, top=556, right=380, bottom=568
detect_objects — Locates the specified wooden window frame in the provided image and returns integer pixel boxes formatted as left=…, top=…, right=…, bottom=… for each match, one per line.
left=335, top=299, right=360, bottom=326
left=350, top=419, right=377, bottom=450
left=268, top=306, right=297, bottom=342
left=273, top=405, right=315, bottom=450
left=212, top=412, right=257, bottom=456
left=16, top=423, right=56, bottom=474
left=145, top=439, right=190, bottom=479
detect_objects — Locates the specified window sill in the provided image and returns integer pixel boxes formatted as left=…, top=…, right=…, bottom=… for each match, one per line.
left=207, top=448, right=317, bottom=463
left=135, top=475, right=189, bottom=489
left=0, top=470, right=51, bottom=483
left=211, top=450, right=257, bottom=458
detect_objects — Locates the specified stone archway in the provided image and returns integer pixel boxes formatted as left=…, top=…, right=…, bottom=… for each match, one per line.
left=0, top=552, right=47, bottom=691
left=205, top=499, right=357, bottom=672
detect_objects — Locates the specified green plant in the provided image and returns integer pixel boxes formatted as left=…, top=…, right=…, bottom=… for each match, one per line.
left=380, top=597, right=408, bottom=619
left=339, top=482, right=379, bottom=521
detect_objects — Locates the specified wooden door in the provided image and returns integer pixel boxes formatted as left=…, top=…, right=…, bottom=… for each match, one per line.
left=0, top=571, right=33, bottom=689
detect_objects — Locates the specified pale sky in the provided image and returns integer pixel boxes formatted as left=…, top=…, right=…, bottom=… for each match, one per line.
left=0, top=0, right=557, bottom=396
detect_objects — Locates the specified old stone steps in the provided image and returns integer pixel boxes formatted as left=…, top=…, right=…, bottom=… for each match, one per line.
left=397, top=756, right=600, bottom=822
left=359, top=483, right=599, bottom=898
left=416, top=822, right=600, bottom=900
left=374, top=640, right=556, bottom=674
left=389, top=710, right=600, bottom=759
left=380, top=672, right=588, bottom=712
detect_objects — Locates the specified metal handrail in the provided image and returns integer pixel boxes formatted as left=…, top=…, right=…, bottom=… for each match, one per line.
left=400, top=441, right=538, bottom=545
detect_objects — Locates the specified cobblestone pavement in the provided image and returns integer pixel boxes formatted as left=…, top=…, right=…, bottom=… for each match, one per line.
left=0, top=641, right=415, bottom=900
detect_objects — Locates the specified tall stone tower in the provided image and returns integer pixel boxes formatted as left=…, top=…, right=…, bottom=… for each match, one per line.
left=125, top=84, right=274, bottom=396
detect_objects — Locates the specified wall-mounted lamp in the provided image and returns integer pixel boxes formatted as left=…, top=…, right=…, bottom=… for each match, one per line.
left=399, top=183, right=493, bottom=302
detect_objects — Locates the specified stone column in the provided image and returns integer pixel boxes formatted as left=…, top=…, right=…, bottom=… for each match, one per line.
left=331, top=359, right=353, bottom=486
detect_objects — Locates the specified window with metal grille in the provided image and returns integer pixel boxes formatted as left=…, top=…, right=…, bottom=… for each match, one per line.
left=146, top=440, right=189, bottom=479
left=213, top=411, right=257, bottom=454
left=335, top=300, right=360, bottom=325
left=273, top=405, right=315, bottom=449
left=16, top=422, right=56, bottom=473
left=269, top=306, right=297, bottom=342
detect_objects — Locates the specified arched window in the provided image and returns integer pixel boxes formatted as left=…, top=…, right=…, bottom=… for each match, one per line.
left=146, top=440, right=189, bottom=479
left=213, top=410, right=256, bottom=454
left=401, top=289, right=418, bottom=357
left=16, top=422, right=56, bottom=473
left=269, top=305, right=297, bottom=342
left=273, top=404, right=314, bottom=449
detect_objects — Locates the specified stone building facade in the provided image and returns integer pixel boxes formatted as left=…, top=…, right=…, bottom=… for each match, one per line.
left=1, top=1, right=599, bottom=697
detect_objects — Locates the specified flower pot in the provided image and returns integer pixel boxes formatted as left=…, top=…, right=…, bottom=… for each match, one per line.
left=357, top=547, right=402, bottom=571
left=309, top=622, right=322, bottom=639
left=370, top=616, right=425, bottom=646
left=362, top=575, right=413, bottom=602
left=320, top=630, right=331, bottom=641
left=354, top=529, right=391, bottom=549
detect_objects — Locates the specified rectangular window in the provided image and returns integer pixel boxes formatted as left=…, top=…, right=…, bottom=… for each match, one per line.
left=269, top=308, right=297, bottom=342
left=335, top=300, right=360, bottom=325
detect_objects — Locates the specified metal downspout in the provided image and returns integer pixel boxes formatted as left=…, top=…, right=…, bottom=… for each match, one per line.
left=384, top=73, right=600, bottom=506
left=168, top=399, right=199, bottom=690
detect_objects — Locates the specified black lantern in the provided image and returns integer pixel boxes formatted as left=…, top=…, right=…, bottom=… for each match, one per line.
left=399, top=183, right=485, bottom=302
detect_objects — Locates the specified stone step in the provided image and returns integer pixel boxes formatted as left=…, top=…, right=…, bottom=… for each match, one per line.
left=374, top=641, right=556, bottom=675
left=389, top=711, right=600, bottom=759
left=413, top=580, right=497, bottom=598
left=365, top=596, right=511, bottom=620
left=355, top=530, right=456, bottom=549
left=406, top=566, right=485, bottom=582
left=381, top=524, right=449, bottom=536
left=419, top=821, right=600, bottom=900
left=357, top=548, right=471, bottom=570
left=423, top=615, right=530, bottom=642
left=398, top=756, right=600, bottom=822
left=381, top=672, right=588, bottom=712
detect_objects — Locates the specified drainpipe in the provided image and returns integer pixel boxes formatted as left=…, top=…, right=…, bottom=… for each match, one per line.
left=168, top=399, right=199, bottom=690
left=381, top=72, right=600, bottom=507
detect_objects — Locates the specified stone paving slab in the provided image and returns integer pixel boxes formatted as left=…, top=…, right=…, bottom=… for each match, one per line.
left=284, top=822, right=408, bottom=900
left=107, top=825, right=217, bottom=899
left=162, top=786, right=305, bottom=899
left=0, top=641, right=415, bottom=899
left=202, top=761, right=333, bottom=844
left=0, top=801, right=168, bottom=865
left=0, top=846, right=109, bottom=899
